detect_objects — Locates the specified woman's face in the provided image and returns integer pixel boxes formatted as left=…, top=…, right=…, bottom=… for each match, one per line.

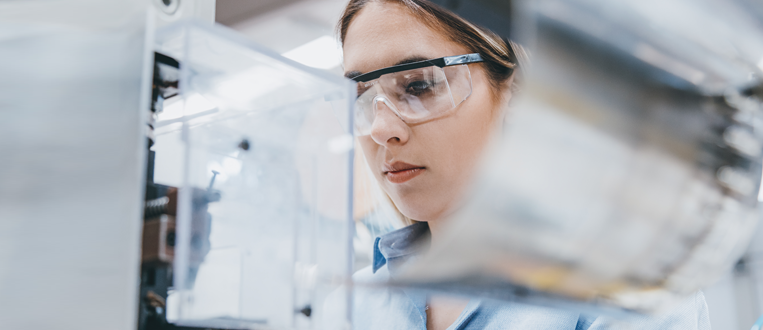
left=343, top=2, right=507, bottom=223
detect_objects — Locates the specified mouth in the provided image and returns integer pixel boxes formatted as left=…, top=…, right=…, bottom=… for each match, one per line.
left=383, top=162, right=426, bottom=184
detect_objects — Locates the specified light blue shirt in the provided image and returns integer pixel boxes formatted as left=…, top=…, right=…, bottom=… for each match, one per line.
left=352, top=222, right=711, bottom=330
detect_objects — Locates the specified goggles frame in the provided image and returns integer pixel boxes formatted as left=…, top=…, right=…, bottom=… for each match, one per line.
left=351, top=53, right=485, bottom=82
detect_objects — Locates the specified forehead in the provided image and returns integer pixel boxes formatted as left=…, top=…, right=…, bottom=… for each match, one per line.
left=342, top=2, right=469, bottom=76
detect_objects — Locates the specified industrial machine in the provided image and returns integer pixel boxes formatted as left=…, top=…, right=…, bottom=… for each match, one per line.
left=136, top=21, right=355, bottom=330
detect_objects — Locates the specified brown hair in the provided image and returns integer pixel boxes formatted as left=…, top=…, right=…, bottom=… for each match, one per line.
left=337, top=0, right=523, bottom=94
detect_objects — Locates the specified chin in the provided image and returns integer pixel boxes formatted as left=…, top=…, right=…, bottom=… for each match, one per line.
left=395, top=199, right=447, bottom=223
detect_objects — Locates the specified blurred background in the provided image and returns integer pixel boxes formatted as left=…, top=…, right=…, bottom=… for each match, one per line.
left=215, top=0, right=347, bottom=76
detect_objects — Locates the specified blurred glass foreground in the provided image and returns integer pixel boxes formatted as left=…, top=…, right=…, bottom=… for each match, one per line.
left=0, top=1, right=150, bottom=329
left=392, top=0, right=763, bottom=316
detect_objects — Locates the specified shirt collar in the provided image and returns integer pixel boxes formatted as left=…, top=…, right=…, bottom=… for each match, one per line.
left=372, top=221, right=431, bottom=274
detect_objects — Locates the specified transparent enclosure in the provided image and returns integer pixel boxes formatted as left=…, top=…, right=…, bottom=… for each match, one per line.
left=153, top=21, right=354, bottom=329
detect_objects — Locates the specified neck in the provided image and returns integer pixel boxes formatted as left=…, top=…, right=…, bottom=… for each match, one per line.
left=420, top=217, right=450, bottom=248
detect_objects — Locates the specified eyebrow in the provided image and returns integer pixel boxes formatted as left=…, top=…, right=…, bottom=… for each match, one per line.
left=394, top=56, right=430, bottom=66
left=344, top=55, right=430, bottom=79
left=344, top=70, right=362, bottom=79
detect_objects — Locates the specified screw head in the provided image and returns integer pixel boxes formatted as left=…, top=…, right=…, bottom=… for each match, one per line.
left=299, top=305, right=312, bottom=317
left=238, top=139, right=250, bottom=151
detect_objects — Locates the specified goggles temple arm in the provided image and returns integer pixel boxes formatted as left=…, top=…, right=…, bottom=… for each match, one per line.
left=352, top=53, right=484, bottom=83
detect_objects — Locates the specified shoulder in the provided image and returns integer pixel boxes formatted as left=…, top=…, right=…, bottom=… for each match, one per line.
left=321, top=266, right=397, bottom=330
left=471, top=300, right=581, bottom=329
left=580, top=291, right=710, bottom=330
left=351, top=265, right=424, bottom=330
left=353, top=264, right=389, bottom=283
left=352, top=265, right=400, bottom=310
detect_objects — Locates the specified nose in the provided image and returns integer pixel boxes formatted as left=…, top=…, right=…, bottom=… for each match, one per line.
left=369, top=95, right=410, bottom=147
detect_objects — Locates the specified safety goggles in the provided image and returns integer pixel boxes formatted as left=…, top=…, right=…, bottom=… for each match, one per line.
left=351, top=53, right=485, bottom=136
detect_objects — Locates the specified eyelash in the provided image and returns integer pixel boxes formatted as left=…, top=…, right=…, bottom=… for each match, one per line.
left=405, top=80, right=431, bottom=96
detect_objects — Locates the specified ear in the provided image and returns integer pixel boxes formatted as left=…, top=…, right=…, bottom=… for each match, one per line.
left=497, top=74, right=516, bottom=133
left=496, top=74, right=515, bottom=108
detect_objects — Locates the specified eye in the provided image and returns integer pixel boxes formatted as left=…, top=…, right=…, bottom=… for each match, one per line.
left=405, top=80, right=433, bottom=96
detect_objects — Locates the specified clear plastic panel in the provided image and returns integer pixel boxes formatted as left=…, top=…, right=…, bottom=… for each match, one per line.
left=154, top=21, right=354, bottom=330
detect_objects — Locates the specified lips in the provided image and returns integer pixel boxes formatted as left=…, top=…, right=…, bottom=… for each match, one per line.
left=383, top=161, right=426, bottom=184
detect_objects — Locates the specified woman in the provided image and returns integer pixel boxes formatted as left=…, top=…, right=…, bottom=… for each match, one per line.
left=338, top=0, right=710, bottom=329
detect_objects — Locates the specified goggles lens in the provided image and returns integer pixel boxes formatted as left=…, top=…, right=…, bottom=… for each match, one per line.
left=354, top=64, right=473, bottom=136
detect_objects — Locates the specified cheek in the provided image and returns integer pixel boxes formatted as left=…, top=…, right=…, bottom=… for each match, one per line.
left=358, top=136, right=381, bottom=171
left=433, top=89, right=500, bottom=175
